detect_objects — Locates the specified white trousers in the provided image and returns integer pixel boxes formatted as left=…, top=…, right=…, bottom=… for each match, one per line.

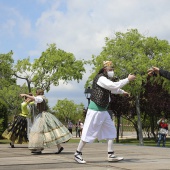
left=81, top=109, right=116, bottom=143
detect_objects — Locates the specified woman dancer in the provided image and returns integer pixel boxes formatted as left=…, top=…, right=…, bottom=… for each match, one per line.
left=20, top=89, right=72, bottom=154
left=2, top=94, right=33, bottom=148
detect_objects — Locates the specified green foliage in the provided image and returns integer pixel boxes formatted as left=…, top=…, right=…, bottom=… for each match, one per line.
left=33, top=44, right=86, bottom=91
left=0, top=118, right=4, bottom=138
left=0, top=85, right=27, bottom=114
left=0, top=51, right=15, bottom=88
left=0, top=102, right=8, bottom=138
left=87, top=29, right=170, bottom=140
left=87, top=29, right=170, bottom=96
left=0, top=51, right=14, bottom=77
left=0, top=51, right=22, bottom=130
left=52, top=98, right=85, bottom=124
left=14, top=43, right=86, bottom=92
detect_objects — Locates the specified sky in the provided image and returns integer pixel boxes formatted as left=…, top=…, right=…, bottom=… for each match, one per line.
left=1, top=0, right=170, bottom=108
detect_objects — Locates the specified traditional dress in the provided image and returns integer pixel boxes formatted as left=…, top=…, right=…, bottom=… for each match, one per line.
left=26, top=101, right=37, bottom=140
left=28, top=95, right=72, bottom=152
left=74, top=61, right=133, bottom=164
left=81, top=73, right=129, bottom=143
left=2, top=101, right=31, bottom=144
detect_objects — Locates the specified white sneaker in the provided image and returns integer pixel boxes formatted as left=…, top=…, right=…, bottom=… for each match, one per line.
left=74, top=151, right=86, bottom=164
left=108, top=154, right=124, bottom=162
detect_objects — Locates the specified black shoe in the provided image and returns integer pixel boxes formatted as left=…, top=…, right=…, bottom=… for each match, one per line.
left=55, top=147, right=64, bottom=154
left=31, top=151, right=42, bottom=154
left=10, top=143, right=15, bottom=148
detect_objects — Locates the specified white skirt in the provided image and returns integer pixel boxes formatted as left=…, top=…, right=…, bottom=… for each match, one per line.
left=81, top=109, right=116, bottom=143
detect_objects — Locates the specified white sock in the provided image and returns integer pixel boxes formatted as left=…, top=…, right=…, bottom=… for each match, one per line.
left=107, top=139, right=114, bottom=156
left=76, top=140, right=86, bottom=153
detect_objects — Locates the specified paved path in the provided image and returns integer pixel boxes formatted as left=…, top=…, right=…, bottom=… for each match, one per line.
left=0, top=143, right=170, bottom=170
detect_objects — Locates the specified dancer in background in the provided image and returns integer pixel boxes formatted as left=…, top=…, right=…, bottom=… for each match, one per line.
left=20, top=89, right=72, bottom=154
left=2, top=94, right=33, bottom=148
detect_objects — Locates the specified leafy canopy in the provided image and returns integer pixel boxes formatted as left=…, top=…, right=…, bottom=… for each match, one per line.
left=14, top=43, right=86, bottom=92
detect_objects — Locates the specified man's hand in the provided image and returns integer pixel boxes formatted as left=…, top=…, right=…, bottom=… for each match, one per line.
left=128, top=74, right=136, bottom=81
left=123, top=91, right=130, bottom=97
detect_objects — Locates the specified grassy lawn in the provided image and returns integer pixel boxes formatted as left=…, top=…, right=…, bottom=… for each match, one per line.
left=69, top=137, right=170, bottom=148
left=0, top=139, right=11, bottom=144
left=119, top=137, right=170, bottom=147
left=1, top=137, right=170, bottom=147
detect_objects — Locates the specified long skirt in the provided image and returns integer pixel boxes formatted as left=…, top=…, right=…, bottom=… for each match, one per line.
left=2, top=115, right=28, bottom=144
left=28, top=111, right=72, bottom=151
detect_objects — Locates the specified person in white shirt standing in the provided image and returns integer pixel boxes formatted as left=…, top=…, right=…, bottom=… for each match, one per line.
left=74, top=61, right=136, bottom=164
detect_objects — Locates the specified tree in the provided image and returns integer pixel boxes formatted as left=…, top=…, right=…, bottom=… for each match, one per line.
left=86, top=29, right=170, bottom=145
left=0, top=52, right=28, bottom=118
left=52, top=98, right=85, bottom=124
left=141, top=78, right=170, bottom=139
left=0, top=102, right=8, bottom=138
left=0, top=51, right=21, bottom=134
left=0, top=84, right=28, bottom=114
left=0, top=51, right=15, bottom=88
left=13, top=43, right=86, bottom=92
left=109, top=94, right=130, bottom=142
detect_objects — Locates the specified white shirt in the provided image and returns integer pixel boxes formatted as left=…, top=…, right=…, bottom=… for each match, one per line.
left=34, top=96, right=43, bottom=104
left=97, top=76, right=129, bottom=94
left=80, top=122, right=84, bottom=129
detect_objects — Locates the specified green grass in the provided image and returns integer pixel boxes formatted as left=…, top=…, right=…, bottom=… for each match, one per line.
left=1, top=137, right=170, bottom=147
left=119, top=137, right=170, bottom=147
left=0, top=139, right=11, bottom=144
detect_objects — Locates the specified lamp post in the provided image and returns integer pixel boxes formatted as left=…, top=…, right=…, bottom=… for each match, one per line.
left=84, top=86, right=92, bottom=107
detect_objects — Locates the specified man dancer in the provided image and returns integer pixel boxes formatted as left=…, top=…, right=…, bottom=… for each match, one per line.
left=74, top=61, right=136, bottom=164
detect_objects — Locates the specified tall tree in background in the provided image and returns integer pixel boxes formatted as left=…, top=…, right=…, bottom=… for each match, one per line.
left=0, top=52, right=20, bottom=136
left=52, top=98, right=85, bottom=124
left=0, top=51, right=15, bottom=87
left=0, top=52, right=28, bottom=115
left=13, top=43, right=86, bottom=92
left=86, top=29, right=170, bottom=145
left=0, top=44, right=86, bottom=135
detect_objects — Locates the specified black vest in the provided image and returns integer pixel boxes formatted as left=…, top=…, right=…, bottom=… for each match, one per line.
left=90, top=73, right=110, bottom=108
left=37, top=96, right=47, bottom=113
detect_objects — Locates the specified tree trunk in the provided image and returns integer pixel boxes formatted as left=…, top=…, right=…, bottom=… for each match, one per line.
left=116, top=115, right=120, bottom=143
left=150, top=116, right=156, bottom=139
left=134, top=124, right=139, bottom=140
left=135, top=95, right=144, bottom=145
left=120, top=116, right=123, bottom=138
left=27, top=79, right=31, bottom=93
